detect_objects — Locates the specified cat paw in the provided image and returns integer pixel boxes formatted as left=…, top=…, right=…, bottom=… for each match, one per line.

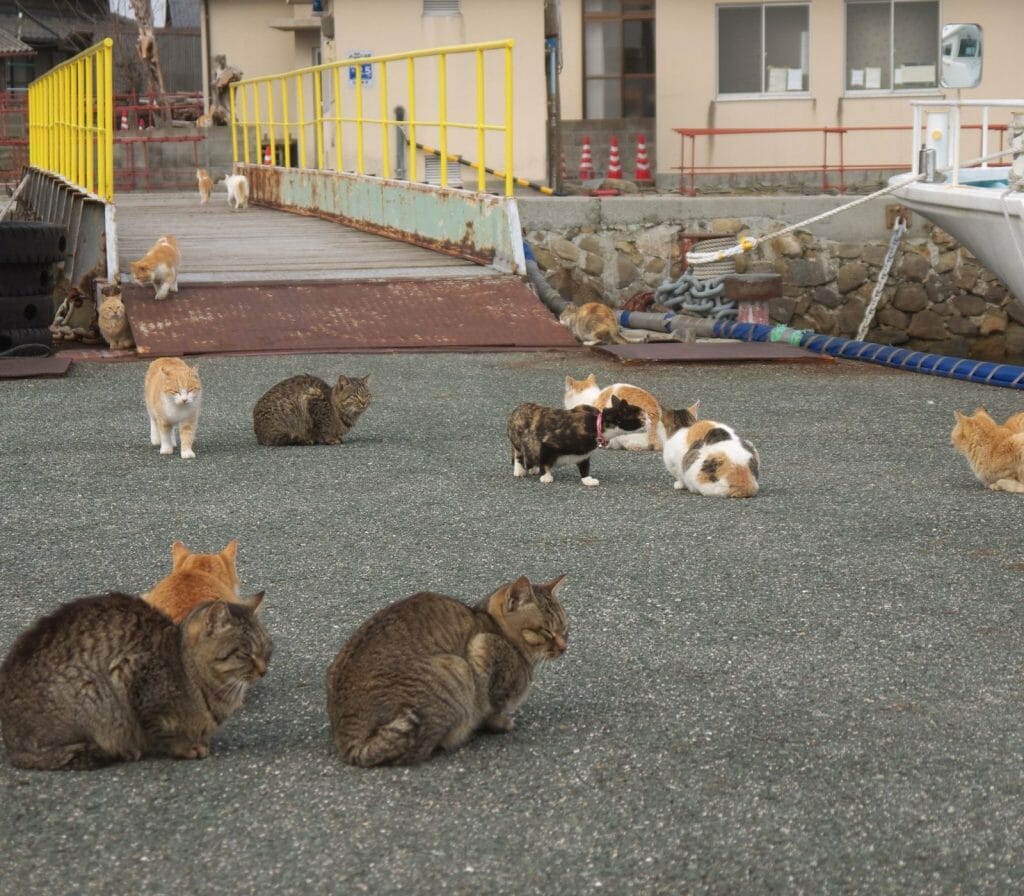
left=484, top=713, right=515, bottom=733
left=540, top=472, right=554, bottom=483
left=673, top=480, right=685, bottom=490
left=581, top=476, right=599, bottom=487
left=159, top=445, right=174, bottom=455
left=180, top=449, right=196, bottom=459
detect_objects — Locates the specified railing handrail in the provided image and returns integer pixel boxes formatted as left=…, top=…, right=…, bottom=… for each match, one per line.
left=27, top=38, right=114, bottom=202
left=229, top=40, right=515, bottom=196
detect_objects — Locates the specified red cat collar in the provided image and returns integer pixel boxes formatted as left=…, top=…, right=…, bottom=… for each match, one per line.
left=596, top=410, right=608, bottom=447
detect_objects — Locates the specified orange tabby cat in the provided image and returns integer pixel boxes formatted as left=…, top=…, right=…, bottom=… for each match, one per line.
left=97, top=292, right=134, bottom=350
left=143, top=539, right=261, bottom=623
left=559, top=302, right=644, bottom=345
left=144, top=357, right=202, bottom=459
left=951, top=407, right=1024, bottom=492
left=196, top=167, right=213, bottom=204
left=563, top=373, right=670, bottom=451
left=130, top=235, right=180, bottom=301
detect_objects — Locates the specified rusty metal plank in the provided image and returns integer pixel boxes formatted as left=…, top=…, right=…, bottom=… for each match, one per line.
left=122, top=276, right=577, bottom=356
left=0, top=356, right=73, bottom=378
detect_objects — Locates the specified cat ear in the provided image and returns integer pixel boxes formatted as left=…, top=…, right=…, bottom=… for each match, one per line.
left=585, top=374, right=597, bottom=386
left=688, top=400, right=701, bottom=419
left=504, top=575, right=534, bottom=611
left=222, top=539, right=238, bottom=561
left=171, top=541, right=190, bottom=566
left=544, top=574, right=566, bottom=595
left=241, top=591, right=265, bottom=613
left=202, top=600, right=234, bottom=634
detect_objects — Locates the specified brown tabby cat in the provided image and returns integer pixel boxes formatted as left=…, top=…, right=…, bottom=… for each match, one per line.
left=196, top=167, right=213, bottom=204
left=563, top=373, right=667, bottom=451
left=951, top=407, right=1024, bottom=492
left=507, top=395, right=646, bottom=486
left=145, top=357, right=203, bottom=459
left=559, top=302, right=644, bottom=345
left=252, top=374, right=370, bottom=446
left=130, top=234, right=180, bottom=301
left=97, top=292, right=134, bottom=350
left=0, top=592, right=271, bottom=769
left=326, top=575, right=568, bottom=767
left=144, top=539, right=260, bottom=623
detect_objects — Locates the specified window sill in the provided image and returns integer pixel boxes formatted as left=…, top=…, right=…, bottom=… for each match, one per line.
left=842, top=88, right=944, bottom=98
left=715, top=92, right=813, bottom=102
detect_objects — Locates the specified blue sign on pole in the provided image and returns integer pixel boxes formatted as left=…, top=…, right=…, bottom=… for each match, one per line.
left=347, top=51, right=373, bottom=87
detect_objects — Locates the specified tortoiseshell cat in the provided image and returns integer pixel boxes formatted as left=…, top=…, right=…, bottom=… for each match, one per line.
left=659, top=404, right=760, bottom=498
left=144, top=539, right=262, bottom=624
left=559, top=302, right=644, bottom=345
left=326, top=575, right=568, bottom=767
left=130, top=235, right=180, bottom=301
left=563, top=373, right=668, bottom=451
left=951, top=407, right=1024, bottom=492
left=252, top=374, right=370, bottom=446
left=145, top=357, right=203, bottom=459
left=507, top=395, right=645, bottom=486
left=0, top=593, right=271, bottom=769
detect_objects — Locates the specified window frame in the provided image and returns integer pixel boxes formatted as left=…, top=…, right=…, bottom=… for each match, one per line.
left=582, top=0, right=655, bottom=120
left=716, top=2, right=811, bottom=101
left=844, top=0, right=941, bottom=96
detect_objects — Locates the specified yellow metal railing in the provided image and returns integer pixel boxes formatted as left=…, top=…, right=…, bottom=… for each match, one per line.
left=230, top=40, right=515, bottom=196
left=28, top=38, right=114, bottom=202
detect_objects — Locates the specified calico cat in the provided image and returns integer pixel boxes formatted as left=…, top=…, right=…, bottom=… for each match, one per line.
left=659, top=405, right=760, bottom=498
left=951, top=407, right=1024, bottom=492
left=130, top=234, right=180, bottom=301
left=252, top=374, right=371, bottom=446
left=144, top=539, right=261, bottom=623
left=144, top=357, right=203, bottom=459
left=326, top=575, right=568, bottom=767
left=559, top=302, right=644, bottom=346
left=224, top=173, right=250, bottom=210
left=196, top=167, right=213, bottom=204
left=507, top=395, right=646, bottom=486
left=97, top=292, right=134, bottom=350
left=0, top=592, right=271, bottom=769
left=563, top=373, right=667, bottom=451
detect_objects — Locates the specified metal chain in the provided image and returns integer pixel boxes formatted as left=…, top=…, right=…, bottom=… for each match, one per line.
left=855, top=213, right=906, bottom=342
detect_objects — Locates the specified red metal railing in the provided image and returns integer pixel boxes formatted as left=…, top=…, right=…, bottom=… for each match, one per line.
left=673, top=123, right=1009, bottom=195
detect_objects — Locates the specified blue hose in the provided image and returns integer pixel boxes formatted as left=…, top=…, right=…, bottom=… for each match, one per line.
left=713, top=320, right=1024, bottom=389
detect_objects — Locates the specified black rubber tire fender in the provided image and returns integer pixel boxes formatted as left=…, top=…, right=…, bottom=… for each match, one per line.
left=0, top=222, right=68, bottom=264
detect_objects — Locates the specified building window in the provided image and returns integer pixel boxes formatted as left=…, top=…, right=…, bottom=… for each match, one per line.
left=583, top=0, right=655, bottom=119
left=718, top=4, right=810, bottom=96
left=423, top=0, right=460, bottom=15
left=845, top=0, right=939, bottom=92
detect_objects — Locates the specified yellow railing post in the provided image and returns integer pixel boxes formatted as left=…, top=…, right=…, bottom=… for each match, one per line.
left=228, top=39, right=519, bottom=195
left=27, top=38, right=114, bottom=201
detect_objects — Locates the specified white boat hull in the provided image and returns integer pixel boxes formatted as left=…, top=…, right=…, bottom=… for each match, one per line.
left=889, top=166, right=1024, bottom=301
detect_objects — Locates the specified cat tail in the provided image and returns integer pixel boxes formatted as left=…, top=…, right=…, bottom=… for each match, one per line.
left=614, top=328, right=648, bottom=344
left=336, top=707, right=422, bottom=767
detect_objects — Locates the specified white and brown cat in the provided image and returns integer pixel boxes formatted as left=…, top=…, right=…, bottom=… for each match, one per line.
left=951, top=407, right=1024, bottom=492
left=130, top=235, right=180, bottom=301
left=659, top=404, right=760, bottom=498
left=224, top=173, right=250, bottom=210
left=564, top=374, right=667, bottom=451
left=144, top=357, right=203, bottom=459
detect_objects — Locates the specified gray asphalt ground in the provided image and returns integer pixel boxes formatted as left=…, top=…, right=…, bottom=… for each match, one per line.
left=2, top=348, right=1023, bottom=895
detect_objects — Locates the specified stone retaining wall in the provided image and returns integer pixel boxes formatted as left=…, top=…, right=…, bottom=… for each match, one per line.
left=521, top=201, right=1024, bottom=363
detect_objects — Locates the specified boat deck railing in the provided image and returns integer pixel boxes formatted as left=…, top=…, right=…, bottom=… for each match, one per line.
left=909, top=98, right=1024, bottom=185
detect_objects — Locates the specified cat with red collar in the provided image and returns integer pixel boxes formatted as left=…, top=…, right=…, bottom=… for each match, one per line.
left=506, top=395, right=646, bottom=486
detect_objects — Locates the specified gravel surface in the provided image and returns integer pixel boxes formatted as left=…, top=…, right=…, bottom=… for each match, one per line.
left=1, top=350, right=1023, bottom=895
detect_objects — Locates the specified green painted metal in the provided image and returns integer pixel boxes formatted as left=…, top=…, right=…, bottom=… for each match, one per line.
left=241, top=165, right=525, bottom=275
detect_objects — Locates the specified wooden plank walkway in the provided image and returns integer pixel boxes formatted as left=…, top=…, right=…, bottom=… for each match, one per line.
left=112, top=191, right=491, bottom=284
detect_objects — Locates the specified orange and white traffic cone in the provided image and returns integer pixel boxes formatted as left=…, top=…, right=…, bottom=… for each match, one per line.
left=578, top=136, right=594, bottom=180
left=120, top=112, right=128, bottom=130
left=263, top=144, right=272, bottom=165
left=634, top=134, right=653, bottom=182
left=606, top=136, right=622, bottom=180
